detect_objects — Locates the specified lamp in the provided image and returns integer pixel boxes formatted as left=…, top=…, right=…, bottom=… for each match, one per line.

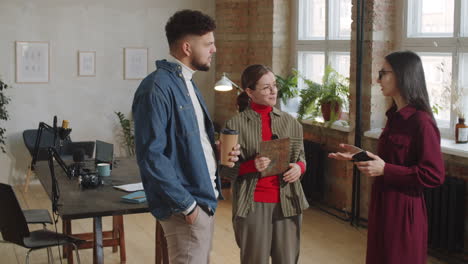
left=214, top=73, right=241, bottom=92
left=30, top=116, right=72, bottom=170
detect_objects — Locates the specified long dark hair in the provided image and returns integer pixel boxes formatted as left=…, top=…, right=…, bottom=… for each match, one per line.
left=236, top=64, right=273, bottom=112
left=385, top=51, right=434, bottom=119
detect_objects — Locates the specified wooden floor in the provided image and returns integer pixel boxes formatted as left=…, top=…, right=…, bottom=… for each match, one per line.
left=1, top=184, right=446, bottom=264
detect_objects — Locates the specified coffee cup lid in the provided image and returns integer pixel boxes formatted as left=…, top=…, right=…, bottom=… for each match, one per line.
left=220, top=128, right=239, bottom=135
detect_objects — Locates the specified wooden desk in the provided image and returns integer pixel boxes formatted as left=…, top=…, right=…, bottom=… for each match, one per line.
left=35, top=158, right=168, bottom=264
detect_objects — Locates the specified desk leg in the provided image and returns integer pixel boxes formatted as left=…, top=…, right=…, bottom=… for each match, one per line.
left=155, top=221, right=168, bottom=264
left=93, top=217, right=104, bottom=264
left=155, top=221, right=161, bottom=264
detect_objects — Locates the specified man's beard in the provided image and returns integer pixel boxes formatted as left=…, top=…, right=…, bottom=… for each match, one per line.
left=191, top=57, right=211, bottom=72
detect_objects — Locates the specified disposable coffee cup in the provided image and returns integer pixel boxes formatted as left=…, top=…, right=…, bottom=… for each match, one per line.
left=219, top=128, right=239, bottom=166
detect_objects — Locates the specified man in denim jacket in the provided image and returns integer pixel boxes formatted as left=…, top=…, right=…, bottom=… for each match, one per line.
left=132, top=10, right=239, bottom=264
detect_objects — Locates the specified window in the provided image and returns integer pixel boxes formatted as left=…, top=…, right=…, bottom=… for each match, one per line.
left=286, top=0, right=352, bottom=117
left=402, top=0, right=468, bottom=138
left=462, top=1, right=468, bottom=36
left=407, top=0, right=454, bottom=37
left=458, top=53, right=468, bottom=115
left=419, top=53, right=452, bottom=129
left=299, top=0, right=326, bottom=40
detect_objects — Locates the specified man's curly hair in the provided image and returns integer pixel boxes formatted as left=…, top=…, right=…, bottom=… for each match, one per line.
left=165, top=10, right=216, bottom=49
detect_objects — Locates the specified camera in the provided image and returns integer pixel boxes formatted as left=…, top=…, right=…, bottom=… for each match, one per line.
left=79, top=173, right=101, bottom=188
left=78, top=169, right=102, bottom=189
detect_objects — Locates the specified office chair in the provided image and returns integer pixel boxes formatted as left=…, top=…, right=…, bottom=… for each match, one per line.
left=22, top=129, right=95, bottom=193
left=0, top=183, right=84, bottom=264
left=23, top=209, right=53, bottom=227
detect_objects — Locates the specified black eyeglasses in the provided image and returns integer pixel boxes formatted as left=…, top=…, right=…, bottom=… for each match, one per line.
left=378, top=70, right=393, bottom=80
left=258, top=84, right=278, bottom=95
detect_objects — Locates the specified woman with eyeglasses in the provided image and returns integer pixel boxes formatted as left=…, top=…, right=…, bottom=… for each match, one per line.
left=220, top=64, right=309, bottom=264
left=329, top=51, right=445, bottom=264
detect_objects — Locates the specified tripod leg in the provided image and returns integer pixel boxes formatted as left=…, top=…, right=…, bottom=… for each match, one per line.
left=23, top=167, right=33, bottom=193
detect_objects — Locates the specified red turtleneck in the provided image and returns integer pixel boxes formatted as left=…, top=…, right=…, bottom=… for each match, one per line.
left=238, top=101, right=305, bottom=203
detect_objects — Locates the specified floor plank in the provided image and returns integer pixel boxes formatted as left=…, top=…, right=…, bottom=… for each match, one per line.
left=0, top=184, right=447, bottom=263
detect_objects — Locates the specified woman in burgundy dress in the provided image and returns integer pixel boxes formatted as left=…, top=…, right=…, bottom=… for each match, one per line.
left=329, top=51, right=445, bottom=264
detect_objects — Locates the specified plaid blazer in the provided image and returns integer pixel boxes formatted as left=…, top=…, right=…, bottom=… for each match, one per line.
left=220, top=107, right=309, bottom=218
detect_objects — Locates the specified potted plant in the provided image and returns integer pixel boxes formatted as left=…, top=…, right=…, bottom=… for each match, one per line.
left=115, top=111, right=135, bottom=157
left=452, top=86, right=467, bottom=119
left=276, top=69, right=299, bottom=105
left=0, top=77, right=11, bottom=153
left=297, top=65, right=349, bottom=124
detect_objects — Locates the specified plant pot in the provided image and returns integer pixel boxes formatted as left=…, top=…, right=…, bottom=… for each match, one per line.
left=321, top=101, right=342, bottom=122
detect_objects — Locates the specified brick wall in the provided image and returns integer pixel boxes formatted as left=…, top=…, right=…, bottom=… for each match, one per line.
left=214, top=0, right=249, bottom=127
left=272, top=0, right=291, bottom=76
left=215, top=0, right=286, bottom=127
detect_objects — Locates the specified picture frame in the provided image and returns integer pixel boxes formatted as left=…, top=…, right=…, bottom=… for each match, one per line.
left=78, top=51, right=96, bottom=77
left=124, top=47, right=148, bottom=80
left=15, top=41, right=50, bottom=83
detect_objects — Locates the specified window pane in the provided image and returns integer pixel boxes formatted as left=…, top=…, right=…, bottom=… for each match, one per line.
left=299, top=52, right=326, bottom=83
left=329, top=52, right=350, bottom=77
left=329, top=52, right=350, bottom=113
left=298, top=0, right=326, bottom=40
left=408, top=0, right=454, bottom=37
left=459, top=53, right=468, bottom=87
left=420, top=53, right=452, bottom=128
left=329, top=0, right=352, bottom=39
left=457, top=54, right=468, bottom=117
left=282, top=52, right=325, bottom=114
left=461, top=1, right=468, bottom=37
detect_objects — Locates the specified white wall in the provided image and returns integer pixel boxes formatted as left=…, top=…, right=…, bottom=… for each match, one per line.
left=0, top=0, right=216, bottom=184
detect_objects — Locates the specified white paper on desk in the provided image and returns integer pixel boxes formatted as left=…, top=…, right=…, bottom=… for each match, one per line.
left=113, top=182, right=144, bottom=192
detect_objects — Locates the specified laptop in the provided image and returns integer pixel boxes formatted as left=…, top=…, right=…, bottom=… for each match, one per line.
left=95, top=140, right=114, bottom=168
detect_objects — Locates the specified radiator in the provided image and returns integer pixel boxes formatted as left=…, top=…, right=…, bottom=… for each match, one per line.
left=301, top=140, right=325, bottom=202
left=424, top=176, right=466, bottom=253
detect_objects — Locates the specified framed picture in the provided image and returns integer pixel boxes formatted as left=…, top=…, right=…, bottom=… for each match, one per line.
left=78, top=51, right=96, bottom=77
left=124, top=47, right=148, bottom=80
left=15, top=41, right=49, bottom=83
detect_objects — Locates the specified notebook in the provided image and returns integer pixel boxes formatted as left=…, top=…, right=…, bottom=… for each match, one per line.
left=114, top=182, right=144, bottom=192
left=121, top=191, right=147, bottom=204
left=259, top=137, right=290, bottom=177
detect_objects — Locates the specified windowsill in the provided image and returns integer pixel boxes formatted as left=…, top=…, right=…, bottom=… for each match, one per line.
left=301, top=119, right=352, bottom=132
left=364, top=129, right=468, bottom=158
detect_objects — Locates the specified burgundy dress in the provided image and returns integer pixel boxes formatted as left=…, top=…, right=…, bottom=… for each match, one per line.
left=366, top=105, right=445, bottom=264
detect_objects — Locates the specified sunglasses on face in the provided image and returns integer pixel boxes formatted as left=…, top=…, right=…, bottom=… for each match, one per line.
left=378, top=70, right=393, bottom=80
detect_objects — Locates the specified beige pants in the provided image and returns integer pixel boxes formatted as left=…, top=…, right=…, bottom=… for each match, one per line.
left=234, top=202, right=302, bottom=264
left=159, top=206, right=215, bottom=264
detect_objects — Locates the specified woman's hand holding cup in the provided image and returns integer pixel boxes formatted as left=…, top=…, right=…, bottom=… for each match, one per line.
left=218, top=128, right=240, bottom=167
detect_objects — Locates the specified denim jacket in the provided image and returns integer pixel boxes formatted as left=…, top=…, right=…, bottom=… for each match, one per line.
left=132, top=60, right=221, bottom=220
